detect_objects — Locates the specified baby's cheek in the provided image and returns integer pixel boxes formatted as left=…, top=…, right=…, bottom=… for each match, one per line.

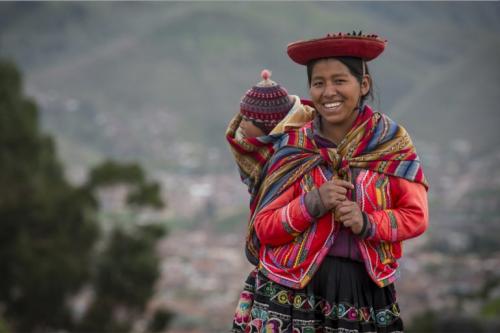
left=241, top=120, right=265, bottom=138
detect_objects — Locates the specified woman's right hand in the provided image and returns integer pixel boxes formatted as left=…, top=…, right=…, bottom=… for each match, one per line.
left=318, top=178, right=354, bottom=211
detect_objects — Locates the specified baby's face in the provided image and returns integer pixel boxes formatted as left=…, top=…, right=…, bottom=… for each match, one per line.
left=240, top=118, right=266, bottom=138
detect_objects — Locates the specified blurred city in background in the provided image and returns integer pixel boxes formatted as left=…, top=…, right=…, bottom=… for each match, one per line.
left=1, top=2, right=500, bottom=332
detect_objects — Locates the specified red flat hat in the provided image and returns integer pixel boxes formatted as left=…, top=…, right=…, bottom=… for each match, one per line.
left=287, top=32, right=387, bottom=65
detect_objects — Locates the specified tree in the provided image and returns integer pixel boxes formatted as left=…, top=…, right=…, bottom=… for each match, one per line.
left=86, top=160, right=165, bottom=210
left=0, top=59, right=98, bottom=331
left=78, top=161, right=169, bottom=332
left=0, top=59, right=172, bottom=332
left=78, top=225, right=167, bottom=332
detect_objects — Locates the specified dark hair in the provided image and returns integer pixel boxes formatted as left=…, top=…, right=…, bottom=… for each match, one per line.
left=306, top=56, right=374, bottom=105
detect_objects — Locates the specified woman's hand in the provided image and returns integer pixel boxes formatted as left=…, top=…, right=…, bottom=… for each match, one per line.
left=318, top=178, right=354, bottom=211
left=335, top=200, right=364, bottom=234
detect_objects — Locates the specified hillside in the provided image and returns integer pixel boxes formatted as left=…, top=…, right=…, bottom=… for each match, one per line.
left=392, top=39, right=500, bottom=157
left=2, top=4, right=500, bottom=331
left=1, top=2, right=500, bottom=172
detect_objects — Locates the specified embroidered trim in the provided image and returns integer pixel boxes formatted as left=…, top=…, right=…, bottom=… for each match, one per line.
left=387, top=210, right=398, bottom=242
left=298, top=194, right=313, bottom=222
left=239, top=278, right=403, bottom=328
left=260, top=221, right=335, bottom=289
left=280, top=207, right=299, bottom=236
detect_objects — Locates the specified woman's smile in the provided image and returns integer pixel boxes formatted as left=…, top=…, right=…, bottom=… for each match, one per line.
left=308, top=58, right=370, bottom=142
left=321, top=101, right=343, bottom=113
left=309, top=58, right=362, bottom=125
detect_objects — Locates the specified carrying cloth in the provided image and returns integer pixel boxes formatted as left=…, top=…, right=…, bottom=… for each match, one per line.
left=226, top=104, right=428, bottom=265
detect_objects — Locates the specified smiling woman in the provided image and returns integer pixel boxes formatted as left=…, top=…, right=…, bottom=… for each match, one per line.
left=308, top=57, right=371, bottom=145
left=230, top=32, right=429, bottom=333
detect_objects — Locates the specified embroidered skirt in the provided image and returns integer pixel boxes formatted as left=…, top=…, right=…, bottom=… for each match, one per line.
left=231, top=256, right=403, bottom=333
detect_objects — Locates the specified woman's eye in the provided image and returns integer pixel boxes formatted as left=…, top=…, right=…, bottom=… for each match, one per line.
left=312, top=82, right=323, bottom=87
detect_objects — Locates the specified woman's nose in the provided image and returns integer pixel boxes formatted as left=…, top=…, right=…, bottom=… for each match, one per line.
left=323, top=82, right=336, bottom=97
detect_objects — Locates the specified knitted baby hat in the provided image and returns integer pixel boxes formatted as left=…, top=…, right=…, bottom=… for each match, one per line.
left=240, top=69, right=294, bottom=134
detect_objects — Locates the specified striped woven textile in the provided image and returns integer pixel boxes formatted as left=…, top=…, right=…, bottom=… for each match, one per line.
left=226, top=105, right=428, bottom=264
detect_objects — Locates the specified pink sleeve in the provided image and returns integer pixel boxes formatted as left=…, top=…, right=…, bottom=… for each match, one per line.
left=364, top=177, right=429, bottom=242
left=254, top=182, right=315, bottom=246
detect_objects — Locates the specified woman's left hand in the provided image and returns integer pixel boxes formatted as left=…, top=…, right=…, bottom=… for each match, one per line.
left=334, top=200, right=364, bottom=234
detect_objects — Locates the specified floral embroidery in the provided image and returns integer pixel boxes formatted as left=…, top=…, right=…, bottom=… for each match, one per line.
left=265, top=318, right=285, bottom=332
left=233, top=277, right=402, bottom=332
left=234, top=291, right=254, bottom=328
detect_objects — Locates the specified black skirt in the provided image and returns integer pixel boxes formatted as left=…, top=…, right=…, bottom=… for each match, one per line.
left=231, top=256, right=404, bottom=332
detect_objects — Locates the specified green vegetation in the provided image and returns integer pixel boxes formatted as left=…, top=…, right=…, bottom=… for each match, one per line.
left=77, top=225, right=167, bottom=333
left=481, top=298, right=500, bottom=318
left=2, top=3, right=500, bottom=331
left=0, top=59, right=97, bottom=331
left=0, top=59, right=171, bottom=332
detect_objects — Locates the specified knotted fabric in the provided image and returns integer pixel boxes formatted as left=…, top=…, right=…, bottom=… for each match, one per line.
left=226, top=104, right=428, bottom=265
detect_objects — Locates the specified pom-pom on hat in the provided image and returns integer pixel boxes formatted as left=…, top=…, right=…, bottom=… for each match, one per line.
left=287, top=31, right=387, bottom=65
left=240, top=69, right=294, bottom=134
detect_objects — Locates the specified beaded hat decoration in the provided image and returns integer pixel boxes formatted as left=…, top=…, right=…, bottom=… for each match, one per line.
left=287, top=31, right=387, bottom=65
left=240, top=69, right=294, bottom=133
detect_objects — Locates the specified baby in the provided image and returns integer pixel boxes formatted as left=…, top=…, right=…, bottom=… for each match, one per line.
left=227, top=69, right=315, bottom=196
left=237, top=69, right=296, bottom=138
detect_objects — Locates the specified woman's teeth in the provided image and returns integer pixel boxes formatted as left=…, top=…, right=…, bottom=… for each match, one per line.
left=323, top=102, right=342, bottom=110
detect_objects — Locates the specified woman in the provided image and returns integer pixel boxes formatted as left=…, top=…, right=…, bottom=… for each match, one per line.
left=231, top=32, right=429, bottom=332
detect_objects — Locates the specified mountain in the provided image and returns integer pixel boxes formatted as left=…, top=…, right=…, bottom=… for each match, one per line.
left=392, top=38, right=500, bottom=158
left=1, top=2, right=499, bottom=172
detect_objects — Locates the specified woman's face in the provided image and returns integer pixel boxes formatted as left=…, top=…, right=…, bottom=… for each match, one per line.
left=309, top=58, right=369, bottom=128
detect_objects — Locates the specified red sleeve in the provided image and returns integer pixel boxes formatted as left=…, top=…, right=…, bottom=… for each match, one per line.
left=254, top=182, right=315, bottom=247
left=363, top=177, right=429, bottom=242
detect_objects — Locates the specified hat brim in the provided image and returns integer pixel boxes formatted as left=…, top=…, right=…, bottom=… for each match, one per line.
left=287, top=35, right=387, bottom=65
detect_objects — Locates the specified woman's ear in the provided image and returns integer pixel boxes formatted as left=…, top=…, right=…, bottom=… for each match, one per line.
left=361, top=75, right=371, bottom=96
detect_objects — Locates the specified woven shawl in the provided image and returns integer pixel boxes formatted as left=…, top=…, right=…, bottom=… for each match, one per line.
left=226, top=105, right=428, bottom=264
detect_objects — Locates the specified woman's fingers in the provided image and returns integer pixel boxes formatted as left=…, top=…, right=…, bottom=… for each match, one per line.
left=330, top=178, right=355, bottom=190
left=332, top=185, right=347, bottom=195
left=335, top=201, right=358, bottom=220
left=334, top=201, right=364, bottom=234
left=335, top=203, right=352, bottom=216
left=321, top=181, right=347, bottom=194
left=338, top=211, right=353, bottom=223
left=319, top=179, right=355, bottom=210
left=319, top=184, right=345, bottom=209
left=321, top=182, right=348, bottom=199
left=325, top=192, right=346, bottom=208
